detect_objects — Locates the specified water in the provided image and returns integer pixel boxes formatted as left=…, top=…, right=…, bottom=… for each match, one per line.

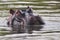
left=0, top=0, right=60, bottom=40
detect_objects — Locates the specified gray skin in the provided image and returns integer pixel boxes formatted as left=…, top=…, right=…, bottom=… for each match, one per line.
left=10, top=10, right=26, bottom=33
left=8, top=9, right=45, bottom=34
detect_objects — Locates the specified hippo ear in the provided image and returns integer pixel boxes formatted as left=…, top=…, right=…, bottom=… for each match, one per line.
left=9, top=9, right=15, bottom=14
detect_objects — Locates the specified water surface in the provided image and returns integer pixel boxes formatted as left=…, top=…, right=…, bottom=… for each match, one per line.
left=0, top=0, right=60, bottom=40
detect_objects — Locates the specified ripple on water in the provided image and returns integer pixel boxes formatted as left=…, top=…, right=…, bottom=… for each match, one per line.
left=0, top=33, right=60, bottom=40
left=0, top=0, right=60, bottom=40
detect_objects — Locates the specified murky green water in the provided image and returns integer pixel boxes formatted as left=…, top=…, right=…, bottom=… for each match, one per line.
left=0, top=0, right=60, bottom=40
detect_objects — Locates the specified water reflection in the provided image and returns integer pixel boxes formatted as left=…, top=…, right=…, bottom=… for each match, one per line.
left=0, top=0, right=60, bottom=32
left=0, top=15, right=60, bottom=31
left=0, top=0, right=60, bottom=40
